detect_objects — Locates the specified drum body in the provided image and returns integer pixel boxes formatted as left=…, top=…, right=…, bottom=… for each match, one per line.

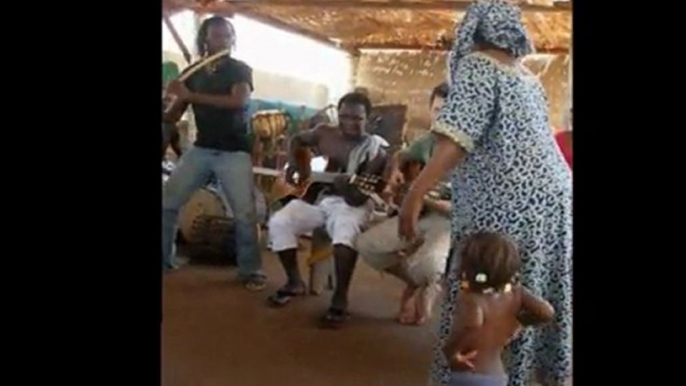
left=251, top=109, right=288, bottom=140
left=356, top=213, right=451, bottom=287
left=177, top=185, right=269, bottom=246
left=251, top=110, right=289, bottom=169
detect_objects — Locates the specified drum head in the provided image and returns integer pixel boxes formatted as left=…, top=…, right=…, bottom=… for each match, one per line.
left=178, top=188, right=225, bottom=243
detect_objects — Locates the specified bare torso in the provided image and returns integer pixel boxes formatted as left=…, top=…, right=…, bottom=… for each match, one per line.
left=313, top=124, right=365, bottom=172
left=446, top=289, right=522, bottom=374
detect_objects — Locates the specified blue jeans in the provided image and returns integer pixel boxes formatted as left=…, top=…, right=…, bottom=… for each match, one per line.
left=162, top=146, right=263, bottom=279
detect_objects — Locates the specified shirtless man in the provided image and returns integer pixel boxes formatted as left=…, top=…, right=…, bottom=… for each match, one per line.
left=356, top=82, right=452, bottom=325
left=267, top=92, right=387, bottom=328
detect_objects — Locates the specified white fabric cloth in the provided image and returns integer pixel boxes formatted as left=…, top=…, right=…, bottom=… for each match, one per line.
left=268, top=196, right=373, bottom=251
left=356, top=212, right=451, bottom=287
left=345, top=134, right=386, bottom=174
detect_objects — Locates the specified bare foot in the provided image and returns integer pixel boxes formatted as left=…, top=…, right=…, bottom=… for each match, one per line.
left=414, top=282, right=441, bottom=325
left=397, top=285, right=418, bottom=324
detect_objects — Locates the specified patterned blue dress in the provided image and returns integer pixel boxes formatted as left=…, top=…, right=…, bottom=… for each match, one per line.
left=429, top=52, right=573, bottom=386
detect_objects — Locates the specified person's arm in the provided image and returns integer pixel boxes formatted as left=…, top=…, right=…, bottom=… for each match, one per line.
left=517, top=286, right=555, bottom=326
left=184, top=83, right=248, bottom=109
left=284, top=125, right=324, bottom=184
left=168, top=61, right=253, bottom=111
left=185, top=63, right=253, bottom=109
left=399, top=136, right=464, bottom=237
left=163, top=95, right=188, bottom=123
left=382, top=134, right=432, bottom=204
left=363, top=148, right=389, bottom=177
left=288, top=125, right=323, bottom=165
left=383, top=134, right=431, bottom=180
left=399, top=55, right=497, bottom=239
left=334, top=148, right=389, bottom=206
left=383, top=149, right=407, bottom=180
left=443, top=293, right=483, bottom=370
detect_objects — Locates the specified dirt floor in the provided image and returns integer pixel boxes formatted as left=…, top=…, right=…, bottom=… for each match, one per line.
left=162, top=248, right=436, bottom=386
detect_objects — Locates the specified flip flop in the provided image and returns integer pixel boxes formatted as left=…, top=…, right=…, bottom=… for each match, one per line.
left=267, top=286, right=306, bottom=307
left=319, top=307, right=351, bottom=329
left=243, top=275, right=267, bottom=292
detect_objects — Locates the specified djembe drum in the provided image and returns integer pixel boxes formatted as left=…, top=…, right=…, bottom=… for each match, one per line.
left=251, top=110, right=288, bottom=164
left=176, top=184, right=269, bottom=266
left=251, top=109, right=289, bottom=193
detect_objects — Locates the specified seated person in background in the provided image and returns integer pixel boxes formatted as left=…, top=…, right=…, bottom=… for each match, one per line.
left=356, top=82, right=451, bottom=325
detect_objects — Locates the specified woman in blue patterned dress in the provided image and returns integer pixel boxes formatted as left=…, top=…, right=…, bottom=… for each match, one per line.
left=397, top=1, right=572, bottom=385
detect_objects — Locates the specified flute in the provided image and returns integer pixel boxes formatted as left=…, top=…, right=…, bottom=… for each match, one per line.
left=163, top=48, right=231, bottom=117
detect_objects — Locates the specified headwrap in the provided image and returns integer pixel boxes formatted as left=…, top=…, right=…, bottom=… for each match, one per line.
left=447, top=0, right=534, bottom=83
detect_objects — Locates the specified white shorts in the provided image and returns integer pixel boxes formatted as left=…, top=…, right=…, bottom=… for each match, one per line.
left=268, top=196, right=373, bottom=252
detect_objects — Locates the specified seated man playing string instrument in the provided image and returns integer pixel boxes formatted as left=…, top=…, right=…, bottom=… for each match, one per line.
left=267, top=92, right=388, bottom=329
left=356, top=83, right=452, bottom=325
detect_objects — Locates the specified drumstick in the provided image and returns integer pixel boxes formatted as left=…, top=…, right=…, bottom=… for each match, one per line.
left=163, top=48, right=231, bottom=115
left=177, top=48, right=230, bottom=82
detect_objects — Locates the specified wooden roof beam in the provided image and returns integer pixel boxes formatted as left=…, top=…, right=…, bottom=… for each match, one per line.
left=191, top=2, right=355, bottom=53
left=220, top=0, right=571, bottom=12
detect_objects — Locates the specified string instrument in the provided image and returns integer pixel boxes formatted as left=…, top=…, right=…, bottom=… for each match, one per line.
left=163, top=48, right=231, bottom=119
left=252, top=166, right=385, bottom=207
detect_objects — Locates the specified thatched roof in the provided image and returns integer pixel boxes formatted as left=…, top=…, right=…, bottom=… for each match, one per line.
left=163, top=0, right=571, bottom=54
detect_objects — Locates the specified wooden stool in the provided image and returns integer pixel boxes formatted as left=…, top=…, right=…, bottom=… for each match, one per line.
left=306, top=227, right=335, bottom=295
left=305, top=212, right=388, bottom=295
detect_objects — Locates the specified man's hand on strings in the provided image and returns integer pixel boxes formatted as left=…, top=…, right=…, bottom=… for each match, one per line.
left=285, top=164, right=311, bottom=186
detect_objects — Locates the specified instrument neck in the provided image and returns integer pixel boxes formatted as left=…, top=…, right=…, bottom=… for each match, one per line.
left=309, top=171, right=346, bottom=184
left=205, top=49, right=231, bottom=58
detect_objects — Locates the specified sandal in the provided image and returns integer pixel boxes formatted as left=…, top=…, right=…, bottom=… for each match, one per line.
left=243, top=274, right=267, bottom=292
left=319, top=307, right=350, bottom=329
left=163, top=263, right=179, bottom=273
left=267, top=285, right=306, bottom=307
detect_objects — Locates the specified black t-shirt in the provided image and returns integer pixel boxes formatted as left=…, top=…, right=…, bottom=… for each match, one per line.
left=184, top=57, right=254, bottom=152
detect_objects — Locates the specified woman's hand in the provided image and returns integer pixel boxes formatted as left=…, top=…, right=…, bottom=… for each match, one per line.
left=387, top=169, right=405, bottom=188
left=398, top=190, right=424, bottom=240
